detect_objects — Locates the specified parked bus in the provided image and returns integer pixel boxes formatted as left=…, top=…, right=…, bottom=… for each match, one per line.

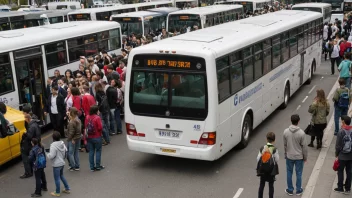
left=124, top=10, right=323, bottom=160
left=175, top=0, right=198, bottom=9
left=111, top=7, right=180, bottom=37
left=0, top=21, right=121, bottom=125
left=68, top=1, right=173, bottom=21
left=292, top=3, right=332, bottom=24
left=214, top=0, right=271, bottom=13
left=322, top=0, right=343, bottom=10
left=24, top=10, right=72, bottom=25
left=167, top=5, right=243, bottom=35
left=343, top=0, right=352, bottom=14
left=47, top=1, right=82, bottom=10
left=0, top=5, right=11, bottom=12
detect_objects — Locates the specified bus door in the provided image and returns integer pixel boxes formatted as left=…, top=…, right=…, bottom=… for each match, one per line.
left=13, top=47, right=46, bottom=124
left=299, top=51, right=306, bottom=85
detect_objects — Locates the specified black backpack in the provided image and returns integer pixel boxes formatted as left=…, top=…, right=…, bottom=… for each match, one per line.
left=256, top=145, right=278, bottom=176
left=98, top=94, right=109, bottom=112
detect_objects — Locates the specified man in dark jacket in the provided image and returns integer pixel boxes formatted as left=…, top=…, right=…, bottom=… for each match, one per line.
left=106, top=83, right=117, bottom=135
left=106, top=65, right=120, bottom=82
left=20, top=114, right=41, bottom=179
left=44, top=85, right=66, bottom=138
left=335, top=115, right=352, bottom=194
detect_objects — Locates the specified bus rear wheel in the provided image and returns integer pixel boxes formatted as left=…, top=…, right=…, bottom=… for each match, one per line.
left=280, top=84, right=290, bottom=109
left=238, top=114, right=252, bottom=149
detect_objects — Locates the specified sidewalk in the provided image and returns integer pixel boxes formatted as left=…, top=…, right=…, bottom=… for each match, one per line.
left=302, top=106, right=352, bottom=198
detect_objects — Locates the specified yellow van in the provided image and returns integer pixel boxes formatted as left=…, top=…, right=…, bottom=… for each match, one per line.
left=0, top=106, right=26, bottom=166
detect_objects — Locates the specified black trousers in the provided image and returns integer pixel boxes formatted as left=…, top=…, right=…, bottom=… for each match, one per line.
left=338, top=160, right=352, bottom=191
left=21, top=153, right=32, bottom=175
left=331, top=57, right=340, bottom=74
left=34, top=168, right=47, bottom=195
left=258, top=176, right=274, bottom=198
left=50, top=113, right=64, bottom=137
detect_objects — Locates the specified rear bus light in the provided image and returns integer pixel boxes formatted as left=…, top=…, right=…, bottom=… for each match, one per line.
left=198, top=132, right=216, bottom=145
left=126, top=123, right=138, bottom=136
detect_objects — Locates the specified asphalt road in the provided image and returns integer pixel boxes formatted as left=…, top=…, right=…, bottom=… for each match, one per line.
left=0, top=58, right=338, bottom=198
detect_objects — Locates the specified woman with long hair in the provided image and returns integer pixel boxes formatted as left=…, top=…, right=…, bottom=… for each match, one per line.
left=67, top=107, right=82, bottom=171
left=65, top=69, right=74, bottom=82
left=308, top=89, right=330, bottom=149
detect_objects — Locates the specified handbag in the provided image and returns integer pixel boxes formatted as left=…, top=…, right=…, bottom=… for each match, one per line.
left=333, top=159, right=340, bottom=171
left=304, top=123, right=314, bottom=135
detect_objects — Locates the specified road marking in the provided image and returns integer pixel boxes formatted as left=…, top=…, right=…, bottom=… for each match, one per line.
left=233, top=188, right=243, bottom=198
left=0, top=174, right=7, bottom=180
left=296, top=105, right=301, bottom=111
left=302, top=96, right=309, bottom=103
left=308, top=85, right=316, bottom=94
left=302, top=78, right=340, bottom=198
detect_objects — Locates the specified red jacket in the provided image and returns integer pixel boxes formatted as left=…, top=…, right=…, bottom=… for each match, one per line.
left=72, top=96, right=83, bottom=116
left=82, top=94, right=96, bottom=117
left=340, top=41, right=352, bottom=57
left=85, top=114, right=102, bottom=139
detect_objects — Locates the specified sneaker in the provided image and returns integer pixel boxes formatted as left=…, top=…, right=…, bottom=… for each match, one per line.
left=285, top=189, right=293, bottom=196
left=296, top=188, right=304, bottom=196
left=91, top=168, right=96, bottom=172
left=74, top=168, right=80, bottom=171
left=69, top=167, right=75, bottom=172
left=96, top=166, right=105, bottom=171
left=50, top=192, right=60, bottom=197
left=334, top=188, right=344, bottom=193
left=117, top=131, right=122, bottom=134
left=344, top=190, right=351, bottom=195
left=62, top=189, right=70, bottom=194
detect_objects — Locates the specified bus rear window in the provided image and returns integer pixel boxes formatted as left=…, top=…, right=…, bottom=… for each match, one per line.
left=130, top=55, right=208, bottom=120
left=69, top=14, right=91, bottom=21
left=292, top=7, right=322, bottom=13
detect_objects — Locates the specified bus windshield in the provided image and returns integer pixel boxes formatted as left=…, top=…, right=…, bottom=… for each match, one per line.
left=234, top=2, right=253, bottom=12
left=130, top=54, right=208, bottom=120
left=292, top=7, right=323, bottom=13
left=69, top=13, right=91, bottom=21
left=322, top=0, right=343, bottom=9
left=114, top=17, right=143, bottom=36
left=168, top=14, right=201, bottom=34
left=344, top=2, right=352, bottom=12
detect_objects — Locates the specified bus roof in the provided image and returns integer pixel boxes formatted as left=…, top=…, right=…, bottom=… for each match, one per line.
left=292, top=3, right=331, bottom=8
left=175, top=0, right=197, bottom=2
left=131, top=10, right=322, bottom=58
left=224, top=0, right=271, bottom=2
left=148, top=7, right=180, bottom=14
left=24, top=10, right=71, bottom=19
left=0, top=11, right=28, bottom=18
left=111, top=10, right=164, bottom=18
left=168, top=5, right=243, bottom=16
left=0, top=21, right=121, bottom=53
left=68, top=1, right=172, bottom=14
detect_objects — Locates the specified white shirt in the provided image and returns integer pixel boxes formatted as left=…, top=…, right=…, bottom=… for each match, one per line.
left=65, top=95, right=73, bottom=111
left=331, top=45, right=340, bottom=58
left=51, top=95, right=58, bottom=114
left=323, top=25, right=328, bottom=40
left=90, top=64, right=100, bottom=74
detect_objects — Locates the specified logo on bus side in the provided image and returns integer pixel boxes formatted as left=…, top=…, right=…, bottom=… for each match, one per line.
left=234, top=83, right=262, bottom=106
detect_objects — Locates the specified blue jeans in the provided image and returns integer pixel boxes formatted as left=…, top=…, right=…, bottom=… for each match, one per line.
left=334, top=105, right=348, bottom=134
left=100, top=112, right=110, bottom=143
left=286, top=159, right=304, bottom=192
left=53, top=166, right=70, bottom=194
left=87, top=137, right=102, bottom=170
left=342, top=77, right=351, bottom=90
left=68, top=138, right=81, bottom=169
left=115, top=108, right=122, bottom=133
left=109, top=109, right=116, bottom=134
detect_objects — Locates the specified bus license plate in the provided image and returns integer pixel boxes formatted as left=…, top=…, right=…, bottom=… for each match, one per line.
left=161, top=148, right=176, bottom=153
left=158, top=130, right=180, bottom=138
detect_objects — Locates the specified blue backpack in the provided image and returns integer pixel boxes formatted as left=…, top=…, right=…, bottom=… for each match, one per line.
left=36, top=148, right=46, bottom=169
left=338, top=89, right=350, bottom=109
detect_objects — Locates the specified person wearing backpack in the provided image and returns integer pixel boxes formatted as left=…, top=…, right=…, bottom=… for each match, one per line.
left=29, top=138, right=47, bottom=197
left=257, top=132, right=279, bottom=198
left=46, top=131, right=70, bottom=197
left=338, top=52, right=352, bottom=90
left=333, top=78, right=351, bottom=135
left=325, top=40, right=334, bottom=61
left=85, top=105, right=105, bottom=172
left=334, top=115, right=352, bottom=194
left=283, top=114, right=307, bottom=196
left=94, top=82, right=110, bottom=145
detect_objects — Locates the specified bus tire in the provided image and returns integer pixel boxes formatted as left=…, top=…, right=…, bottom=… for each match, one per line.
left=238, top=113, right=252, bottom=149
left=280, top=84, right=290, bottom=109
left=306, top=61, right=315, bottom=85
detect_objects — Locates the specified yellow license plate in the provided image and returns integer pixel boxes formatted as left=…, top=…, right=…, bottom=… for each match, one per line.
left=161, top=148, right=176, bottom=153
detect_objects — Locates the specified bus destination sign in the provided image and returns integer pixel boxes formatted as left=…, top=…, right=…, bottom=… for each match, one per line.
left=146, top=59, right=191, bottom=69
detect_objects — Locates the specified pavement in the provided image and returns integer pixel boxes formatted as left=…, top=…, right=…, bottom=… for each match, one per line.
left=0, top=58, right=347, bottom=198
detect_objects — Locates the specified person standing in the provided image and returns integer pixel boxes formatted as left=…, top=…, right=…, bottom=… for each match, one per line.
left=338, top=53, right=352, bottom=90
left=85, top=105, right=105, bottom=172
left=106, top=81, right=117, bottom=135
left=44, top=86, right=66, bottom=138
left=46, top=131, right=70, bottom=197
left=67, top=107, right=82, bottom=171
left=307, top=89, right=330, bottom=149
left=332, top=78, right=351, bottom=135
left=331, top=40, right=341, bottom=75
left=334, top=115, right=352, bottom=194
left=257, top=132, right=279, bottom=198
left=283, top=114, right=307, bottom=196
left=94, top=83, right=110, bottom=145
left=29, top=138, right=47, bottom=197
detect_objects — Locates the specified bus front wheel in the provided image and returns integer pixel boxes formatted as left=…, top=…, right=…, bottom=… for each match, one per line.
left=238, top=114, right=252, bottom=149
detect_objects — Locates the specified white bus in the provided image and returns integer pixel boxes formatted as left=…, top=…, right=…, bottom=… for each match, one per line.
left=124, top=10, right=323, bottom=160
left=214, top=0, right=271, bottom=13
left=0, top=21, right=121, bottom=125
left=292, top=3, right=332, bottom=24
left=166, top=5, right=243, bottom=34
left=111, top=7, right=180, bottom=37
left=68, top=1, right=173, bottom=21
left=175, top=0, right=198, bottom=9
left=47, top=2, right=82, bottom=10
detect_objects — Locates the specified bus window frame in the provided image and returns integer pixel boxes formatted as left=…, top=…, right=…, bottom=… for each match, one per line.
left=0, top=53, right=15, bottom=96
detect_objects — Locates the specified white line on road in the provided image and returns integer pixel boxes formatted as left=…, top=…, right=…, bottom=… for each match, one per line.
left=302, top=96, right=309, bottom=103
left=308, top=85, right=316, bottom=94
left=296, top=105, right=301, bottom=111
left=302, top=78, right=340, bottom=198
left=233, top=188, right=244, bottom=198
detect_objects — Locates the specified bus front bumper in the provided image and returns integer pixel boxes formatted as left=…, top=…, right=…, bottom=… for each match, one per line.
left=127, top=137, right=217, bottom=161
